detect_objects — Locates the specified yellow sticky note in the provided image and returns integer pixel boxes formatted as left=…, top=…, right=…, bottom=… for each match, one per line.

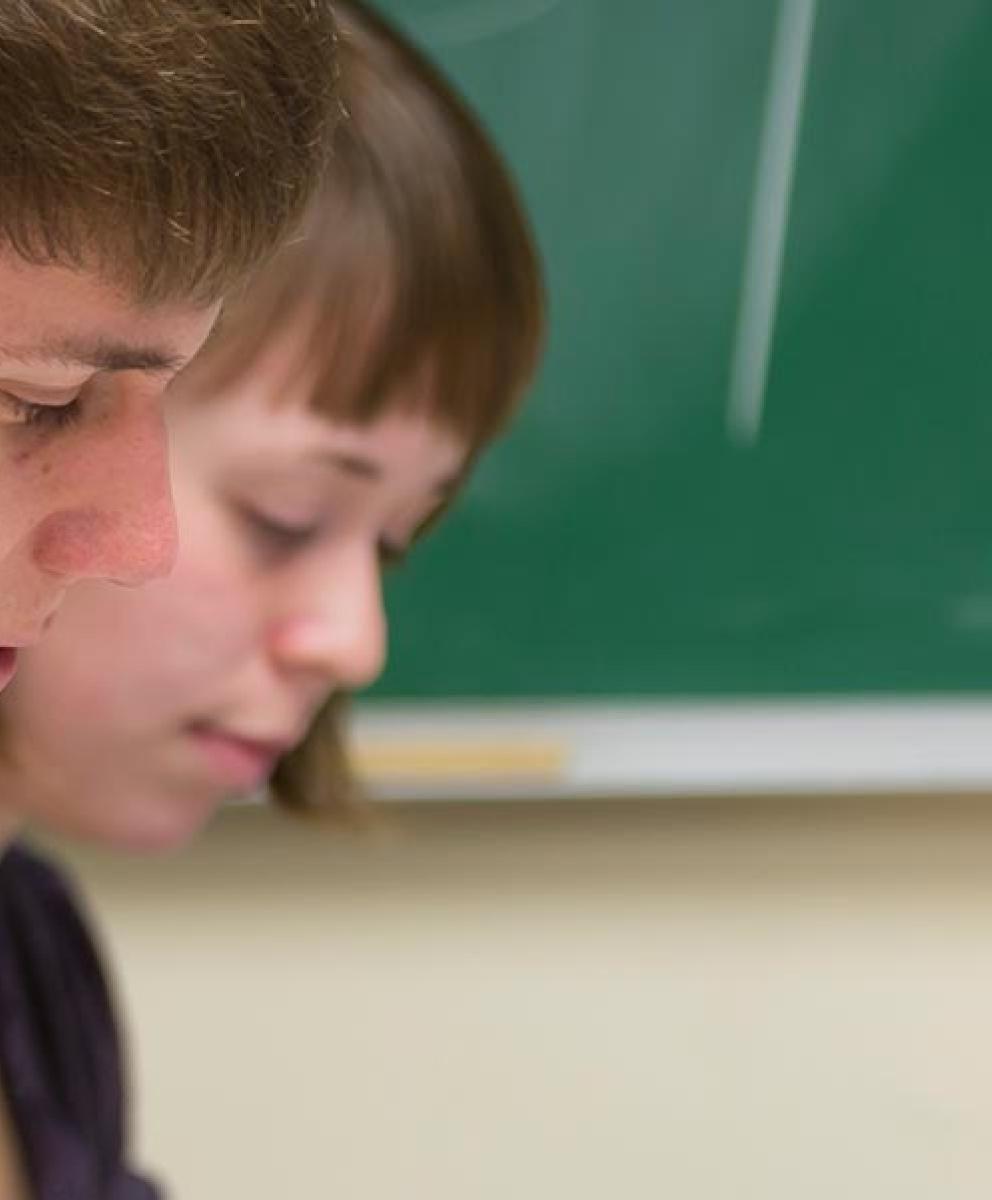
left=351, top=738, right=567, bottom=782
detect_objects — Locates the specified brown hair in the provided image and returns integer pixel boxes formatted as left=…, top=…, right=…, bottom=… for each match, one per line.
left=0, top=0, right=340, bottom=306
left=196, top=0, right=543, bottom=818
left=201, top=0, right=544, bottom=445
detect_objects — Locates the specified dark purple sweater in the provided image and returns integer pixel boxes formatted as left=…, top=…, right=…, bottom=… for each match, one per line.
left=0, top=844, right=160, bottom=1199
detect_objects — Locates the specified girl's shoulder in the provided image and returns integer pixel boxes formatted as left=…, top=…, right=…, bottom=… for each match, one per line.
left=0, top=841, right=160, bottom=1199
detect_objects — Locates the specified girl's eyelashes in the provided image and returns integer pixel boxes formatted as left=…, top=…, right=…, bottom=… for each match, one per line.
left=236, top=502, right=410, bottom=568
left=240, top=506, right=322, bottom=551
left=0, top=391, right=83, bottom=431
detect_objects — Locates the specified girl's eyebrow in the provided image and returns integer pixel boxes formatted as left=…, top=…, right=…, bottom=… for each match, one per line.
left=310, top=448, right=460, bottom=496
left=315, top=449, right=381, bottom=480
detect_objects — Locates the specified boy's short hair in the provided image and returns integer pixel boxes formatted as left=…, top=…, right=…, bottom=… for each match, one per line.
left=0, top=1, right=340, bottom=306
left=242, top=0, right=545, bottom=819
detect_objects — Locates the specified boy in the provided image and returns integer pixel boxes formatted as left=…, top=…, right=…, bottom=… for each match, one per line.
left=0, top=0, right=340, bottom=693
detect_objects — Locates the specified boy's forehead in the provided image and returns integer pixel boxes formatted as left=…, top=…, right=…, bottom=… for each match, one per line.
left=0, top=254, right=220, bottom=375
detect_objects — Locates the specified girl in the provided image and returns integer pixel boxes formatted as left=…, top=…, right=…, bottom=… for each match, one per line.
left=0, top=2, right=544, bottom=1194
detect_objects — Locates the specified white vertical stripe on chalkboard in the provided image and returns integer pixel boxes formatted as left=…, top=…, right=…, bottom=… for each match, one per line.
left=727, top=0, right=818, bottom=445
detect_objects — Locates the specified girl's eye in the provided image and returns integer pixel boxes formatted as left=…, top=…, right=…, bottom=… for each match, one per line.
left=237, top=503, right=409, bottom=567
left=0, top=391, right=83, bottom=430
left=241, top=507, right=321, bottom=551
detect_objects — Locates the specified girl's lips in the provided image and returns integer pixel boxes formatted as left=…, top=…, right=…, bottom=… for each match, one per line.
left=0, top=648, right=17, bottom=692
left=186, top=723, right=286, bottom=790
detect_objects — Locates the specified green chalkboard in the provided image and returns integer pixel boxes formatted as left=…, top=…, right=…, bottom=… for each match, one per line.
left=370, top=0, right=992, bottom=700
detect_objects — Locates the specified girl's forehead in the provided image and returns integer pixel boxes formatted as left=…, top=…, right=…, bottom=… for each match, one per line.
left=172, top=268, right=487, bottom=472
left=182, top=321, right=458, bottom=434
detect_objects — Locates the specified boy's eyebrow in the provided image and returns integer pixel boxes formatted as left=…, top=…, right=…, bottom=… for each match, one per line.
left=0, top=336, right=188, bottom=376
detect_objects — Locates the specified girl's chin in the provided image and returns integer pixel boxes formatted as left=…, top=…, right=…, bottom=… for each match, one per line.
left=68, top=792, right=225, bottom=855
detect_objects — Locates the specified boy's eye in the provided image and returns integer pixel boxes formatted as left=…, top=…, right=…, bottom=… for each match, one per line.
left=0, top=391, right=83, bottom=430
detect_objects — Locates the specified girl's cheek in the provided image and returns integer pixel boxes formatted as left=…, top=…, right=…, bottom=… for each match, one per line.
left=154, top=556, right=267, bottom=679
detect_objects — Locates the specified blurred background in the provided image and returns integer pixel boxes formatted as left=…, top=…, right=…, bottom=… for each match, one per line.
left=54, top=0, right=992, bottom=1194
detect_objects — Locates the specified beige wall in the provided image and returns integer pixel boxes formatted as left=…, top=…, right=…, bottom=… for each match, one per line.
left=54, top=796, right=992, bottom=1199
